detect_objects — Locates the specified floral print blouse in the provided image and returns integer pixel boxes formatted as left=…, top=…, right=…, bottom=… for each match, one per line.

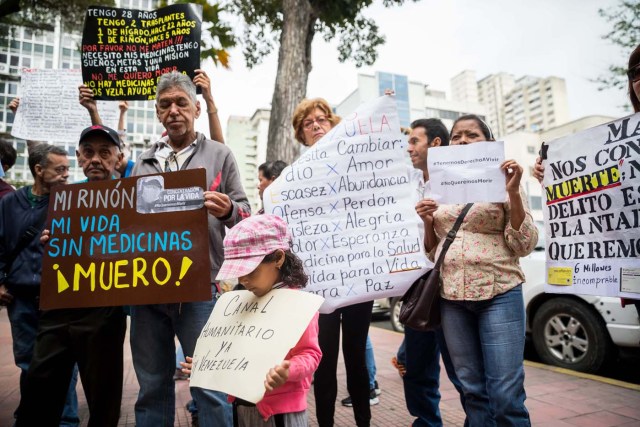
left=430, top=186, right=538, bottom=301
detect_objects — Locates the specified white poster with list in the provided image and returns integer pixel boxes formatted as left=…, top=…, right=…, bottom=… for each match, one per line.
left=12, top=68, right=119, bottom=142
left=264, top=95, right=430, bottom=313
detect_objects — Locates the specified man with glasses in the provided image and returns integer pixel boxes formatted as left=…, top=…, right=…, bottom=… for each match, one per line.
left=0, top=144, right=79, bottom=426
left=17, top=126, right=128, bottom=427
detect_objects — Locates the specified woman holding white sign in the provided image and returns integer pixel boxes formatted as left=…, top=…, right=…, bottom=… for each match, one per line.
left=420, top=114, right=538, bottom=427
left=291, top=98, right=374, bottom=427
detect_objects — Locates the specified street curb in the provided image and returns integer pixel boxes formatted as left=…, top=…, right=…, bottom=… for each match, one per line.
left=373, top=326, right=640, bottom=392
left=523, top=360, right=640, bottom=391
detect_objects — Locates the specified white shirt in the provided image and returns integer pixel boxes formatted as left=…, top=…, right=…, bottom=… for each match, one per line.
left=154, top=137, right=197, bottom=172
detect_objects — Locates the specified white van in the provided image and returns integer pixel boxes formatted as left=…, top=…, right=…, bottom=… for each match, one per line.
left=520, top=225, right=640, bottom=373
left=383, top=223, right=640, bottom=373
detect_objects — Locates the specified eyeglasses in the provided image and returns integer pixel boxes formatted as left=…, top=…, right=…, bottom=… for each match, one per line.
left=627, top=64, right=640, bottom=83
left=53, top=166, right=70, bottom=174
left=303, top=116, right=329, bottom=130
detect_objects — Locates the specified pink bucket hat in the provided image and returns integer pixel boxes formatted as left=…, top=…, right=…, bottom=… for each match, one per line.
left=216, top=214, right=292, bottom=280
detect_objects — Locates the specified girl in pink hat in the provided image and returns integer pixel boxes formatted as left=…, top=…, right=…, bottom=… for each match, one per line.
left=184, top=214, right=321, bottom=426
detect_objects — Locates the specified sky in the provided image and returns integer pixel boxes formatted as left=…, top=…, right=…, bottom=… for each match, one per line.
left=195, top=0, right=629, bottom=135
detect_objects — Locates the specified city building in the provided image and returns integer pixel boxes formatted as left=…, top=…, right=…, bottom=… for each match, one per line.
left=226, top=109, right=270, bottom=212
left=0, top=0, right=163, bottom=184
left=451, top=70, right=570, bottom=138
left=336, top=72, right=487, bottom=130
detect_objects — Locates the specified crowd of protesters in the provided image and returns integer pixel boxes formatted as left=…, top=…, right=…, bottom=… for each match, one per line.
left=1, top=39, right=639, bottom=427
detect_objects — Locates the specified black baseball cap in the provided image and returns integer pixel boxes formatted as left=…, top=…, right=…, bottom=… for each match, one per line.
left=79, top=125, right=121, bottom=149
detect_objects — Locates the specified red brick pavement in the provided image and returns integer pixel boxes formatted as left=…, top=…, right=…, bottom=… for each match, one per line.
left=1, top=309, right=638, bottom=426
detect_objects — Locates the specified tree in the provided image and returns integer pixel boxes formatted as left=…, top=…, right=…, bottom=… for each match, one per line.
left=0, top=0, right=115, bottom=36
left=160, top=0, right=235, bottom=69
left=596, top=0, right=640, bottom=92
left=232, top=0, right=416, bottom=163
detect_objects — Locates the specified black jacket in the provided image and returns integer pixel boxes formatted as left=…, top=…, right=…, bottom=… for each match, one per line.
left=0, top=186, right=48, bottom=291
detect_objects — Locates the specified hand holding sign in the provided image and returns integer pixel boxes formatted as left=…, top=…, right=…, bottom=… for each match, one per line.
left=204, top=191, right=232, bottom=218
left=264, top=361, right=290, bottom=392
left=502, top=159, right=523, bottom=194
left=415, top=198, right=438, bottom=223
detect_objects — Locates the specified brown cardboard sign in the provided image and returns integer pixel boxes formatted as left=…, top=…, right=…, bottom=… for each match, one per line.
left=40, top=169, right=211, bottom=309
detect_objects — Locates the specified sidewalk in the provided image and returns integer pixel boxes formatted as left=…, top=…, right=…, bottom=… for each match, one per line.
left=1, top=309, right=639, bottom=426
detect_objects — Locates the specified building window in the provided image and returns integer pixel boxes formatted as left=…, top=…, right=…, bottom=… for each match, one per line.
left=530, top=196, right=542, bottom=210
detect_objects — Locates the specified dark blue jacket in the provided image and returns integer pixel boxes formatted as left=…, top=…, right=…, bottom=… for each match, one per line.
left=0, top=186, right=48, bottom=291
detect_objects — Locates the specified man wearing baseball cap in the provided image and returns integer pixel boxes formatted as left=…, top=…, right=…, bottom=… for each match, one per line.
left=16, top=124, right=127, bottom=427
left=76, top=124, right=123, bottom=182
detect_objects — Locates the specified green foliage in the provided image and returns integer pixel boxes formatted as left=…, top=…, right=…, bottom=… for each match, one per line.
left=0, top=0, right=115, bottom=34
left=160, top=0, right=235, bottom=68
left=596, top=0, right=640, bottom=91
left=231, top=0, right=416, bottom=69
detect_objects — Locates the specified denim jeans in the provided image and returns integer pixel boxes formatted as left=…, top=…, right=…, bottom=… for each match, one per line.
left=130, top=289, right=232, bottom=427
left=402, top=326, right=467, bottom=427
left=441, top=285, right=530, bottom=427
left=364, top=335, right=376, bottom=390
left=7, top=294, right=79, bottom=427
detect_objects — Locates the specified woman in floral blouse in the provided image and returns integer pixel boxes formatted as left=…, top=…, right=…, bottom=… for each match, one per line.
left=418, top=114, right=538, bottom=427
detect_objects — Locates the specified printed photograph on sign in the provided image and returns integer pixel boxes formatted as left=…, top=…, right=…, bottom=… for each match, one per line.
left=136, top=176, right=204, bottom=214
left=621, top=268, right=640, bottom=294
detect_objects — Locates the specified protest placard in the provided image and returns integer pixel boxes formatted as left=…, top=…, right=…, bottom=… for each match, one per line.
left=263, top=96, right=430, bottom=313
left=81, top=3, right=201, bottom=100
left=190, top=289, right=323, bottom=403
left=542, top=113, right=640, bottom=298
left=428, top=141, right=506, bottom=204
left=11, top=68, right=119, bottom=142
left=40, top=169, right=211, bottom=309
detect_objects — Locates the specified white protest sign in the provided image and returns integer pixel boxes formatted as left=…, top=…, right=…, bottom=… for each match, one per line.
left=12, top=68, right=119, bottom=142
left=264, top=95, right=430, bottom=313
left=189, top=289, right=323, bottom=403
left=543, top=113, right=640, bottom=298
left=428, top=141, right=506, bottom=204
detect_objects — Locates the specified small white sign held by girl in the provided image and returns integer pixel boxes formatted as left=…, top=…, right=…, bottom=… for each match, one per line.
left=189, top=214, right=324, bottom=424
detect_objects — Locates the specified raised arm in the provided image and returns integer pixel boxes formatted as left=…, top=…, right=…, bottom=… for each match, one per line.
left=78, top=84, right=102, bottom=126
left=193, top=69, right=224, bottom=143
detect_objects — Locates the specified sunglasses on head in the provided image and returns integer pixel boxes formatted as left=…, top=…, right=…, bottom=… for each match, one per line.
left=628, top=64, right=640, bottom=82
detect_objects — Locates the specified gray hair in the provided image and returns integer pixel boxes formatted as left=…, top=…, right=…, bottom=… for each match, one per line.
left=156, top=71, right=197, bottom=104
left=28, top=143, right=67, bottom=177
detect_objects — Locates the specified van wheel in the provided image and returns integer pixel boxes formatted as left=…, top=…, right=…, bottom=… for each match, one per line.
left=389, top=297, right=404, bottom=332
left=532, top=297, right=611, bottom=373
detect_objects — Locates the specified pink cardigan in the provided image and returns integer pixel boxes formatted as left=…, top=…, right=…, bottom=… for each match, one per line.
left=231, top=312, right=322, bottom=421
